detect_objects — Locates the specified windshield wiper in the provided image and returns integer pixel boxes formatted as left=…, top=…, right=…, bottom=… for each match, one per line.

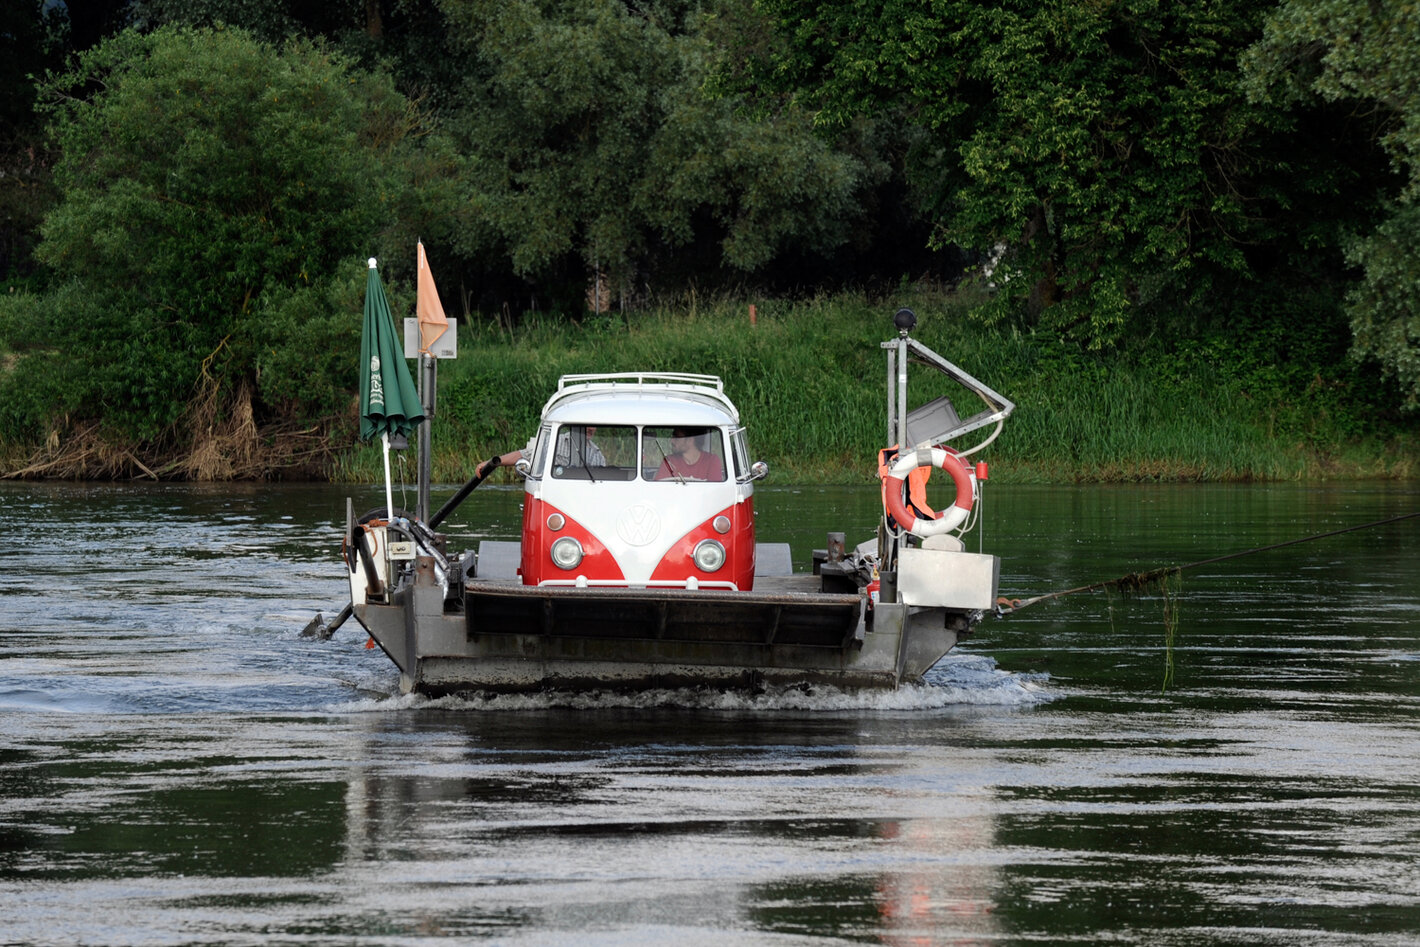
left=651, top=445, right=684, bottom=483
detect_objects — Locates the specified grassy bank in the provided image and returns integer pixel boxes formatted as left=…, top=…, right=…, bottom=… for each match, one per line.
left=332, top=291, right=1418, bottom=485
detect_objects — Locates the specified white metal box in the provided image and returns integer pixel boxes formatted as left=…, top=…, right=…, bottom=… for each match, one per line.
left=896, top=547, right=999, bottom=610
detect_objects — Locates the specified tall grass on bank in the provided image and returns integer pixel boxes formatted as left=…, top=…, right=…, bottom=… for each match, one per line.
left=331, top=292, right=1416, bottom=485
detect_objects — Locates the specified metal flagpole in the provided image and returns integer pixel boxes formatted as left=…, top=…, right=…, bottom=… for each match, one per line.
left=382, top=432, right=395, bottom=521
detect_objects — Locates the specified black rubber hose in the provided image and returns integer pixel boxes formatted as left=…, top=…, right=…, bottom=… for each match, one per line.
left=354, top=521, right=383, bottom=596
left=320, top=603, right=353, bottom=640
left=428, top=457, right=499, bottom=529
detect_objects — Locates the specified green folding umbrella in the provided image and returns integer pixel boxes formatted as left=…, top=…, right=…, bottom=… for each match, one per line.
left=360, top=258, right=424, bottom=519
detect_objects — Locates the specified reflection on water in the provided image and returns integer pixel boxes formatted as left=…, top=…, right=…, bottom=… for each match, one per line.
left=323, top=708, right=1013, bottom=945
left=0, top=481, right=1417, bottom=945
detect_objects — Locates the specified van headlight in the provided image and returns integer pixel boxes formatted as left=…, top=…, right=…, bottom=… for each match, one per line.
left=550, top=537, right=584, bottom=570
left=693, top=539, right=726, bottom=573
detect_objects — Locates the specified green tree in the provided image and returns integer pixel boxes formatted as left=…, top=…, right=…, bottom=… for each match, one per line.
left=756, top=0, right=1325, bottom=343
left=1, top=25, right=456, bottom=470
left=1244, top=0, right=1420, bottom=409
left=0, top=2, right=67, bottom=285
left=131, top=0, right=471, bottom=118
left=440, top=0, right=864, bottom=306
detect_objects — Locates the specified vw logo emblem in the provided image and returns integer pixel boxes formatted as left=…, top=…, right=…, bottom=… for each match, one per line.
left=617, top=504, right=660, bottom=546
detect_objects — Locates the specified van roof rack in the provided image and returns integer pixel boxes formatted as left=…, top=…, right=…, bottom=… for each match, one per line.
left=555, top=372, right=724, bottom=393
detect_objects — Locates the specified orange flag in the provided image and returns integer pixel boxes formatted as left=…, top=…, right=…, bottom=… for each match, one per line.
left=416, top=241, right=449, bottom=355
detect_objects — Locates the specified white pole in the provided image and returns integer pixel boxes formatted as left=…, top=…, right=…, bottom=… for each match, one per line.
left=382, top=432, right=395, bottom=521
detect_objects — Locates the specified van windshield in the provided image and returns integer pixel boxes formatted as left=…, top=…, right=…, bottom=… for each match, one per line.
left=549, top=425, right=637, bottom=481
left=643, top=427, right=726, bottom=482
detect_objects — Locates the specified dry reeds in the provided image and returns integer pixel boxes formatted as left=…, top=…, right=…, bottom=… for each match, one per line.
left=2, top=380, right=340, bottom=481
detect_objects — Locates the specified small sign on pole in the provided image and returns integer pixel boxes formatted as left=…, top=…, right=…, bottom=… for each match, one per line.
left=404, top=317, right=458, bottom=359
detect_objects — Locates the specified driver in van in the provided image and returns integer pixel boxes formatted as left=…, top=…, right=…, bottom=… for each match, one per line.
left=655, top=427, right=724, bottom=481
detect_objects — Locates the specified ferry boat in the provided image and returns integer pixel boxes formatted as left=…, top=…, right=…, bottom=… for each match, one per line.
left=340, top=309, right=1014, bottom=693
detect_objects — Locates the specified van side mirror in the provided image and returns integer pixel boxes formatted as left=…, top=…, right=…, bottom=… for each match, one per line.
left=514, top=458, right=532, bottom=477
left=750, top=461, right=769, bottom=482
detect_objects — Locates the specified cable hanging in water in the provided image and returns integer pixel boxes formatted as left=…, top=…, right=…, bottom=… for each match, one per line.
left=995, top=510, right=1420, bottom=616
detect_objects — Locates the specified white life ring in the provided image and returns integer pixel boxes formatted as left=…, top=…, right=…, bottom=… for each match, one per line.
left=884, top=447, right=974, bottom=537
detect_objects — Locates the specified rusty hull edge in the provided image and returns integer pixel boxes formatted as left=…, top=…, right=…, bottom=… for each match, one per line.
left=353, top=595, right=963, bottom=695
left=414, top=659, right=912, bottom=695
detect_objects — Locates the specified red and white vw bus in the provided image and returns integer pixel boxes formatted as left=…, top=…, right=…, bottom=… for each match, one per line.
left=515, top=373, right=766, bottom=590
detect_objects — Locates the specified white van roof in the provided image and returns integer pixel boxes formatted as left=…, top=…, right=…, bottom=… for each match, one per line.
left=540, top=373, right=741, bottom=428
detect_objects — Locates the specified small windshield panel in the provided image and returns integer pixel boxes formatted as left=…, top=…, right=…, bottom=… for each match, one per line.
left=730, top=427, right=750, bottom=479
left=643, top=426, right=727, bottom=482
left=529, top=424, right=553, bottom=478
left=549, top=425, right=637, bottom=481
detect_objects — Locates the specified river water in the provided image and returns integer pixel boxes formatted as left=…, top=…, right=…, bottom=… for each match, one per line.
left=1, top=479, right=1417, bottom=946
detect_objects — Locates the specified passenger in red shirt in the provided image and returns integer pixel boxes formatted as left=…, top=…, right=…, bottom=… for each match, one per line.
left=655, top=428, right=725, bottom=481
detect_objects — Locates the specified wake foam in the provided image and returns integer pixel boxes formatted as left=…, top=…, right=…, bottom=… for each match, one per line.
left=328, top=650, right=1052, bottom=714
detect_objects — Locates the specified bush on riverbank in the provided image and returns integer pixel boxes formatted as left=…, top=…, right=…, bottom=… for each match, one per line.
left=327, top=288, right=1417, bottom=486
left=3, top=283, right=1413, bottom=484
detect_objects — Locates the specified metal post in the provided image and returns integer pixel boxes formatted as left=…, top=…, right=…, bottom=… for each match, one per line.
left=896, top=335, right=909, bottom=450
left=885, top=345, right=896, bottom=449
left=974, top=461, right=988, bottom=553
left=418, top=353, right=436, bottom=523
